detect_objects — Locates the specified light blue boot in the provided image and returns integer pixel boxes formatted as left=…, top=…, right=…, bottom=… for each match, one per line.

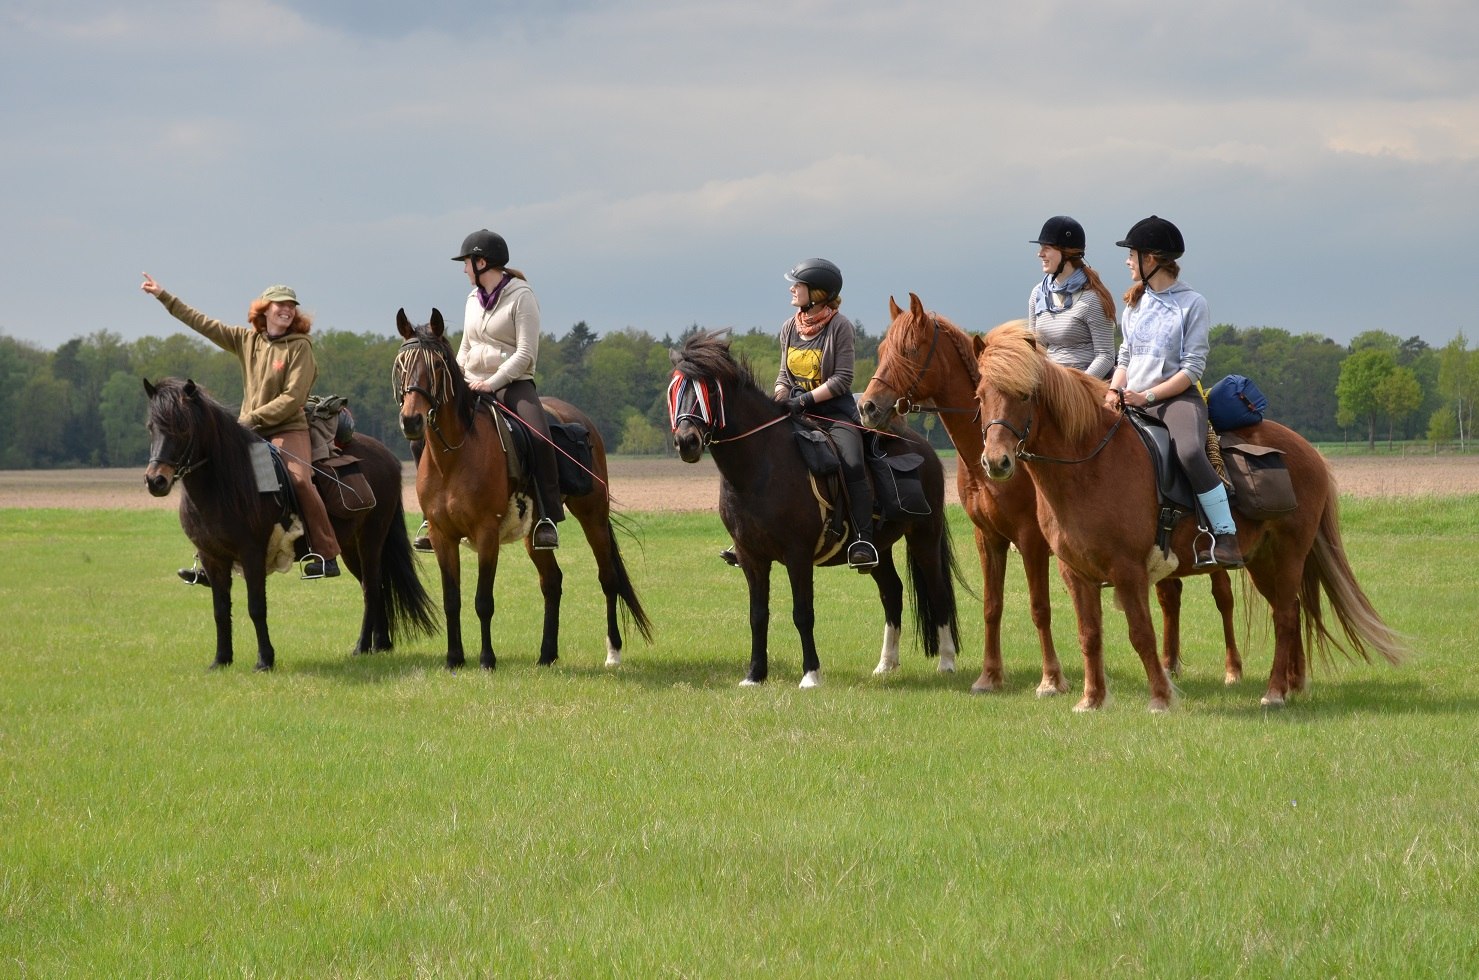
left=1195, top=485, right=1245, bottom=567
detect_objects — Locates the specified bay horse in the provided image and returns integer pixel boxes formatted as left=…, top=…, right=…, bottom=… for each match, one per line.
left=669, top=329, right=961, bottom=688
left=392, top=309, right=652, bottom=671
left=143, top=377, right=436, bottom=671
left=858, top=295, right=1243, bottom=692
left=972, top=321, right=1406, bottom=711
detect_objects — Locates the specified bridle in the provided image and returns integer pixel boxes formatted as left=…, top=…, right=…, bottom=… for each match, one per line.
left=983, top=389, right=1127, bottom=466
left=392, top=336, right=465, bottom=451
left=147, top=426, right=206, bottom=490
left=871, top=314, right=979, bottom=418
left=668, top=370, right=789, bottom=447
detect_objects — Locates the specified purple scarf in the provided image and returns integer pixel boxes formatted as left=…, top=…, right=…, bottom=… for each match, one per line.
left=477, top=272, right=514, bottom=311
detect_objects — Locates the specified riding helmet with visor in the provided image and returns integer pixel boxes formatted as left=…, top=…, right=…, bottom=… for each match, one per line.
left=783, top=258, right=843, bottom=308
left=1031, top=216, right=1086, bottom=250
left=452, top=229, right=510, bottom=268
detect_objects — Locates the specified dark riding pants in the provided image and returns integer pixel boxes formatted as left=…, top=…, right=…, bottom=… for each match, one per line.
left=814, top=403, right=873, bottom=540
left=1140, top=390, right=1218, bottom=494
left=497, top=379, right=564, bottom=523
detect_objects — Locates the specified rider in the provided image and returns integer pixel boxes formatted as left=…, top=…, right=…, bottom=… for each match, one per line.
left=140, top=274, right=343, bottom=582
left=775, top=258, right=878, bottom=570
left=1027, top=215, right=1117, bottom=379
left=1103, top=216, right=1243, bottom=567
left=452, top=229, right=563, bottom=551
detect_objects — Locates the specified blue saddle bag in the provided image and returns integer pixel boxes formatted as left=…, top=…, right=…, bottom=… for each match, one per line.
left=1206, top=374, right=1267, bottom=431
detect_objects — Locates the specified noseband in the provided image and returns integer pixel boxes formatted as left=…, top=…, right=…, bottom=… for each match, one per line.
left=148, top=427, right=206, bottom=489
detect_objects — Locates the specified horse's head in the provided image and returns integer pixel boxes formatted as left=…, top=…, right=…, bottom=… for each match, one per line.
left=142, top=377, right=209, bottom=496
left=667, top=329, right=757, bottom=463
left=858, top=293, right=977, bottom=430
left=393, top=308, right=459, bottom=442
left=974, top=322, right=1110, bottom=480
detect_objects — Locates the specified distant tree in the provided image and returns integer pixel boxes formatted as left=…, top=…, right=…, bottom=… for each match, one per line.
left=99, top=370, right=150, bottom=466
left=0, top=334, right=49, bottom=467
left=1436, top=333, right=1475, bottom=448
left=1374, top=366, right=1422, bottom=448
left=1336, top=349, right=1396, bottom=449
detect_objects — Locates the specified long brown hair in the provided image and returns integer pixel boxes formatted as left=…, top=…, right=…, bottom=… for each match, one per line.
left=1122, top=256, right=1180, bottom=310
left=1058, top=249, right=1116, bottom=322
left=247, top=299, right=313, bottom=335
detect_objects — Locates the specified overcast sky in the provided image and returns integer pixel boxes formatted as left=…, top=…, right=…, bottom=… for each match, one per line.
left=3, top=0, right=1475, bottom=353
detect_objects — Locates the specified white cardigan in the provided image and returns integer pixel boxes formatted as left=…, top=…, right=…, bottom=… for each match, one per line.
left=457, top=277, right=542, bottom=391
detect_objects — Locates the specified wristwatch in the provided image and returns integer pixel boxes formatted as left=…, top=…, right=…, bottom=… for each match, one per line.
left=1144, top=390, right=1157, bottom=405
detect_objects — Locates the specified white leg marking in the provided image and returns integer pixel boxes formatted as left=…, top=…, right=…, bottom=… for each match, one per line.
left=936, top=624, right=957, bottom=674
left=799, top=670, right=821, bottom=689
left=873, top=624, right=902, bottom=675
left=604, top=638, right=621, bottom=667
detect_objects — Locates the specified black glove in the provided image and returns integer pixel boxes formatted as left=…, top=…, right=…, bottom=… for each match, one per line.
left=785, top=396, right=805, bottom=415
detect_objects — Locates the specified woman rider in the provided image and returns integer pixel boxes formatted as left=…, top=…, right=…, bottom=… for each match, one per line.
left=1027, top=215, right=1117, bottom=379
left=1103, top=216, right=1243, bottom=567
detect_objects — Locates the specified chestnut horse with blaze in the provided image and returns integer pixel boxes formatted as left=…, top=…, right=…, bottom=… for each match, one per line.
left=973, top=322, right=1405, bottom=711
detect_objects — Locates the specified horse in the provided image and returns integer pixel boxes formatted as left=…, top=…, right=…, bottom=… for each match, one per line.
left=972, top=321, right=1406, bottom=711
left=858, top=294, right=1244, bottom=692
left=143, top=377, right=437, bottom=671
left=669, top=329, right=962, bottom=688
left=392, top=308, right=652, bottom=671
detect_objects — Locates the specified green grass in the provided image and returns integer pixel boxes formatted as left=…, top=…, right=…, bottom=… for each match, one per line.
left=2, top=498, right=1476, bottom=977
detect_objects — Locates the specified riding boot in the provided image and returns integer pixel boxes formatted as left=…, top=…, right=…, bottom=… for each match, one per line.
left=846, top=480, right=879, bottom=571
left=178, top=555, right=211, bottom=587
left=1195, top=485, right=1244, bottom=568
left=413, top=520, right=433, bottom=553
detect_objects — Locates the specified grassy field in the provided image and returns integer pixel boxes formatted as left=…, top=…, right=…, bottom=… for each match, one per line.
left=2, top=497, right=1477, bottom=977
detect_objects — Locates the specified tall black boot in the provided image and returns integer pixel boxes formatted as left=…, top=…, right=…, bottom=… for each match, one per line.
left=846, top=480, right=879, bottom=570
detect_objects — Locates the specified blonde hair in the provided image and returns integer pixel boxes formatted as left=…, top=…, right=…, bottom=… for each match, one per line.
left=810, top=287, right=841, bottom=310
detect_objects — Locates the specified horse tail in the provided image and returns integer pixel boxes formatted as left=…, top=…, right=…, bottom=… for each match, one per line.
left=1300, top=493, right=1408, bottom=668
left=382, top=498, right=439, bottom=642
left=905, top=514, right=963, bottom=658
left=606, top=513, right=654, bottom=644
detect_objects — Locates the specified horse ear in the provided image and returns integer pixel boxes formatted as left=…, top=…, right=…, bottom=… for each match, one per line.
left=184, top=379, right=199, bottom=399
left=909, top=293, right=926, bottom=317
left=888, top=296, right=903, bottom=319
left=429, top=309, right=445, bottom=337
left=143, top=378, right=157, bottom=398
left=971, top=335, right=986, bottom=358
left=396, top=308, right=414, bottom=339
left=669, top=347, right=682, bottom=367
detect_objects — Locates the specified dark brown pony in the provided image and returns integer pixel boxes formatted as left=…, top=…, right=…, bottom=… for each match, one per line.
left=859, top=295, right=1243, bottom=692
left=143, top=377, right=436, bottom=671
left=669, top=329, right=961, bottom=688
left=973, top=321, right=1405, bottom=711
left=392, top=309, right=652, bottom=670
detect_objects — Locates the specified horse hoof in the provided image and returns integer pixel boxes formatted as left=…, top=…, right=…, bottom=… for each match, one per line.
left=1072, top=697, right=1102, bottom=712
left=605, top=641, right=621, bottom=667
left=253, top=662, right=273, bottom=673
left=872, top=661, right=899, bottom=675
left=1035, top=680, right=1066, bottom=698
left=799, top=671, right=821, bottom=689
left=971, top=677, right=1002, bottom=694
left=1260, top=693, right=1286, bottom=708
left=1225, top=670, right=1242, bottom=686
left=1148, top=698, right=1171, bottom=714
left=739, top=677, right=763, bottom=687
left=936, top=657, right=957, bottom=674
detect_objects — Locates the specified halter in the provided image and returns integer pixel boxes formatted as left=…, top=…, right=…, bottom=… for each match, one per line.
left=392, top=337, right=464, bottom=451
left=871, top=314, right=978, bottom=418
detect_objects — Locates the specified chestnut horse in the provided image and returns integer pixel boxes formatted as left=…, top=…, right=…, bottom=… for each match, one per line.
left=858, top=295, right=1243, bottom=692
left=393, top=309, right=652, bottom=670
left=973, top=321, right=1405, bottom=711
left=669, top=329, right=961, bottom=688
left=144, top=377, right=436, bottom=670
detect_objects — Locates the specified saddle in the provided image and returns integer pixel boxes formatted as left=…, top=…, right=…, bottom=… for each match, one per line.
left=479, top=397, right=597, bottom=498
left=789, top=418, right=931, bottom=555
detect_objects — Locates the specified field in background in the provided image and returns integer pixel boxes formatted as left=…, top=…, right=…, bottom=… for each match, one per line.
left=2, top=485, right=1477, bottom=975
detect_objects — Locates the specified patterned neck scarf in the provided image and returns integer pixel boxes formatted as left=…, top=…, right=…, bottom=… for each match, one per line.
left=1034, top=268, right=1087, bottom=314
left=795, top=304, right=837, bottom=338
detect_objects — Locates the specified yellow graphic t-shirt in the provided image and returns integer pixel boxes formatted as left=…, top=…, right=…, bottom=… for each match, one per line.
left=784, top=337, right=825, bottom=393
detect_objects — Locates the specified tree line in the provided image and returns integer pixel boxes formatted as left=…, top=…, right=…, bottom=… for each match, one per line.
left=0, top=318, right=1473, bottom=470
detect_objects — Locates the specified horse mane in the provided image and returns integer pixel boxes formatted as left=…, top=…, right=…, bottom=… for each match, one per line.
left=979, top=321, right=1109, bottom=444
left=147, top=378, right=264, bottom=517
left=673, top=329, right=761, bottom=394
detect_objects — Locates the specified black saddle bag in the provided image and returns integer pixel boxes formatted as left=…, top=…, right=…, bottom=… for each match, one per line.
left=792, top=424, right=840, bottom=476
left=868, top=451, right=930, bottom=518
left=550, top=420, right=595, bottom=497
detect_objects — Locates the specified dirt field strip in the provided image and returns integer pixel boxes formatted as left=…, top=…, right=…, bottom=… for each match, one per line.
left=1, top=453, right=1476, bottom=512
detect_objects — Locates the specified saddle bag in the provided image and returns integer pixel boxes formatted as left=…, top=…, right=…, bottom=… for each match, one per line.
left=792, top=425, right=840, bottom=476
left=313, top=455, right=377, bottom=517
left=1221, top=440, right=1296, bottom=520
left=1207, top=375, right=1268, bottom=431
left=550, top=420, right=595, bottom=497
left=868, top=451, right=931, bottom=518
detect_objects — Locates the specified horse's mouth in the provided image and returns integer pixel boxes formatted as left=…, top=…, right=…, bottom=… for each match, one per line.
left=400, top=413, right=425, bottom=442
left=856, top=397, right=893, bottom=429
left=144, top=467, right=174, bottom=497
left=673, top=430, right=704, bottom=464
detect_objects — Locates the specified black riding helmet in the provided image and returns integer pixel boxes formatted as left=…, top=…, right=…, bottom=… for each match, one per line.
left=452, top=229, right=510, bottom=268
left=784, top=258, right=843, bottom=310
left=1117, top=215, right=1184, bottom=290
left=1031, top=215, right=1085, bottom=250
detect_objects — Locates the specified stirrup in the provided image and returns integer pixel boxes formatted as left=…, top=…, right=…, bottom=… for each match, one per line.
left=532, top=518, right=559, bottom=551
left=300, top=551, right=328, bottom=579
left=412, top=520, right=433, bottom=553
left=1192, top=526, right=1217, bottom=568
left=847, top=539, right=880, bottom=570
left=719, top=547, right=740, bottom=567
left=179, top=559, right=210, bottom=587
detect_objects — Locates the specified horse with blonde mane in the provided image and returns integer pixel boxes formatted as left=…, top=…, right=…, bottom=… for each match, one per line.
left=973, top=321, right=1405, bottom=711
left=859, top=294, right=1243, bottom=694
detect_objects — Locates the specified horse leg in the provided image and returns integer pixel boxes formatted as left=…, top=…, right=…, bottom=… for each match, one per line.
left=970, top=526, right=1008, bottom=693
left=1020, top=532, right=1069, bottom=696
left=784, top=560, right=821, bottom=689
left=204, top=559, right=235, bottom=669
left=1155, top=578, right=1184, bottom=677
left=1060, top=566, right=1109, bottom=711
left=739, top=560, right=772, bottom=686
left=869, top=548, right=905, bottom=675
left=569, top=506, right=626, bottom=666
left=434, top=539, right=466, bottom=670
left=474, top=544, right=499, bottom=671
left=1209, top=568, right=1243, bottom=684
left=1111, top=575, right=1174, bottom=712
left=529, top=547, right=563, bottom=666
left=239, top=559, right=274, bottom=672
